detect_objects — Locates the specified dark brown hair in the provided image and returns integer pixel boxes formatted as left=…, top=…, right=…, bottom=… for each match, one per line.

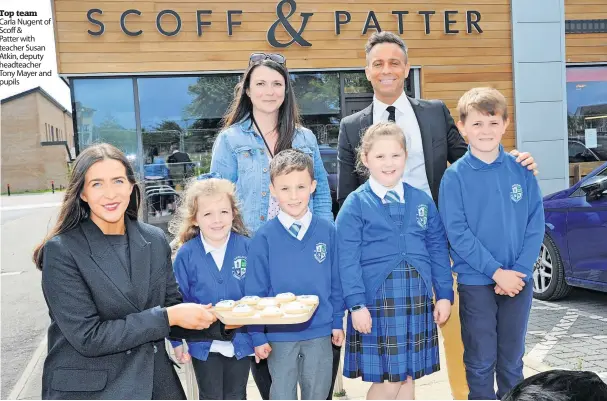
left=457, top=87, right=509, bottom=122
left=222, top=60, right=301, bottom=155
left=32, top=143, right=141, bottom=270
left=365, top=31, right=409, bottom=63
left=269, top=148, right=314, bottom=183
left=168, top=177, right=249, bottom=246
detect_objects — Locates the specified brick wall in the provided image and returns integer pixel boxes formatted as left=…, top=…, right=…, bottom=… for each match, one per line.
left=1, top=92, right=71, bottom=192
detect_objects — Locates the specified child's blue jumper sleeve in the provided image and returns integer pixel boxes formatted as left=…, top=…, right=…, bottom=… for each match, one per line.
left=336, top=194, right=366, bottom=309
left=425, top=201, right=454, bottom=303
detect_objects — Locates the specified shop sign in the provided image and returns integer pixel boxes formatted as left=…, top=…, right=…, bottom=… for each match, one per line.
left=86, top=0, right=483, bottom=47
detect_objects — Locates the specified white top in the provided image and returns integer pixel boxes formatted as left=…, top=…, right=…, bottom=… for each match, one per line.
left=368, top=176, right=405, bottom=204
left=199, top=232, right=234, bottom=357
left=373, top=92, right=431, bottom=197
left=200, top=232, right=230, bottom=271
left=277, top=209, right=313, bottom=240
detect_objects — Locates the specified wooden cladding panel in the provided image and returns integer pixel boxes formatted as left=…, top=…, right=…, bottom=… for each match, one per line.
left=565, top=0, right=607, bottom=63
left=53, top=0, right=511, bottom=73
left=52, top=0, right=515, bottom=147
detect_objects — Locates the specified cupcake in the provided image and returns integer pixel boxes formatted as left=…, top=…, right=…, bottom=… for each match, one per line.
left=260, top=306, right=283, bottom=318
left=214, top=300, right=236, bottom=311
left=276, top=292, right=296, bottom=303
left=282, top=301, right=309, bottom=315
left=296, top=295, right=319, bottom=306
left=239, top=296, right=261, bottom=306
left=232, top=304, right=255, bottom=317
left=256, top=297, right=279, bottom=310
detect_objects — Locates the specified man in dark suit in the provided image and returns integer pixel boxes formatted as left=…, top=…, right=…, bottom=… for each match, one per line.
left=337, top=31, right=537, bottom=400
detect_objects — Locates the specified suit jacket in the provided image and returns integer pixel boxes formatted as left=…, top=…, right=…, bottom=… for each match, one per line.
left=337, top=97, right=468, bottom=205
left=41, top=217, right=232, bottom=400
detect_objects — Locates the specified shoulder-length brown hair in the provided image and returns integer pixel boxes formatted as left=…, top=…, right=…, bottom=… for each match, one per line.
left=168, top=177, right=249, bottom=247
left=32, top=143, right=141, bottom=270
left=222, top=59, right=301, bottom=155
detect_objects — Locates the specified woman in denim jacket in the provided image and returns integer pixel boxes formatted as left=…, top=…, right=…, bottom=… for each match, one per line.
left=210, top=53, right=333, bottom=234
left=209, top=53, right=335, bottom=400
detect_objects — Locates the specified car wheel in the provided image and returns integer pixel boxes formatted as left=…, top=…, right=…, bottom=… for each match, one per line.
left=532, top=234, right=572, bottom=301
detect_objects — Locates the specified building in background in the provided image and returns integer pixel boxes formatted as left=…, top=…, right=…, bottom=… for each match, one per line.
left=49, top=0, right=606, bottom=227
left=1, top=87, right=75, bottom=192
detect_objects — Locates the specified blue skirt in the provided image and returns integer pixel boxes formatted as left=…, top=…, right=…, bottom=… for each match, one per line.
left=343, top=263, right=440, bottom=382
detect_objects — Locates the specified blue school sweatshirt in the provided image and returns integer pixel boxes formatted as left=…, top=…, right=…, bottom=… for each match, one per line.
left=171, top=232, right=254, bottom=360
left=336, top=181, right=454, bottom=310
left=438, top=146, right=545, bottom=285
left=245, top=215, right=345, bottom=347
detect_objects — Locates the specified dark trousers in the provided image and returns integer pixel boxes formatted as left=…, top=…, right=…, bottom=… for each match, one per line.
left=191, top=353, right=251, bottom=400
left=459, top=283, right=533, bottom=400
left=250, top=344, right=342, bottom=400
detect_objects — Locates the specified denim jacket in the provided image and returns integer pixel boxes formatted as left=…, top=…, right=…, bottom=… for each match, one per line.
left=210, top=118, right=333, bottom=233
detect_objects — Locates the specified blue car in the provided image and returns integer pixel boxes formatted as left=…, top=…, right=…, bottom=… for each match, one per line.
left=535, top=162, right=607, bottom=300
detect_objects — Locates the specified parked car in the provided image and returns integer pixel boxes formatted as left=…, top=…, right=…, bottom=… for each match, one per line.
left=534, top=162, right=607, bottom=300
left=568, top=138, right=606, bottom=163
left=319, top=144, right=339, bottom=217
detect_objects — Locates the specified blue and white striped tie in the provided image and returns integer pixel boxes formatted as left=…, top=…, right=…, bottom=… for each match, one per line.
left=384, top=190, right=401, bottom=204
left=289, top=222, right=302, bottom=238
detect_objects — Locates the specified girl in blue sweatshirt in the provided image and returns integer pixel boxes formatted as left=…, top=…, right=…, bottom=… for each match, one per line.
left=336, top=122, right=454, bottom=400
left=169, top=176, right=254, bottom=400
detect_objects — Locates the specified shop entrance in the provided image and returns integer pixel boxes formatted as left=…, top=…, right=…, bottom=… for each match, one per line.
left=71, top=69, right=420, bottom=229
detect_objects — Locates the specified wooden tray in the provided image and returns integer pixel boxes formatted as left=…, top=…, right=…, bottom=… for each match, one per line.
left=213, top=304, right=318, bottom=326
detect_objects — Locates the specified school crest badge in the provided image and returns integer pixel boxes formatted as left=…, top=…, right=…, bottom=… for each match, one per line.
left=417, top=204, right=428, bottom=229
left=314, top=242, right=327, bottom=263
left=232, top=257, right=247, bottom=280
left=510, top=184, right=523, bottom=203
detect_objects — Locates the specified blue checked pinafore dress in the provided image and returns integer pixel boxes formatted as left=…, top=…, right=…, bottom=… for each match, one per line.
left=343, top=199, right=440, bottom=383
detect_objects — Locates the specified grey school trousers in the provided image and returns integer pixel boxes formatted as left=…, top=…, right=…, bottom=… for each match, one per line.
left=268, top=336, right=333, bottom=400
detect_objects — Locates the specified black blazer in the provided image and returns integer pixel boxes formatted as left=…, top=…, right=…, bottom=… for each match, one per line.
left=337, top=97, right=468, bottom=205
left=41, top=217, right=231, bottom=399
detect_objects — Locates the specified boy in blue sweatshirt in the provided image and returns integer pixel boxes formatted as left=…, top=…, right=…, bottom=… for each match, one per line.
left=438, top=87, right=545, bottom=400
left=245, top=148, right=345, bottom=400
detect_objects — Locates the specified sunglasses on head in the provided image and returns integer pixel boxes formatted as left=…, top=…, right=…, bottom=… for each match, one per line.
left=249, top=53, right=286, bottom=66
left=196, top=172, right=221, bottom=181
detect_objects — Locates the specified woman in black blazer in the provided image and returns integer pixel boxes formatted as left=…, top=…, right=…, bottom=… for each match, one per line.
left=33, top=143, right=230, bottom=400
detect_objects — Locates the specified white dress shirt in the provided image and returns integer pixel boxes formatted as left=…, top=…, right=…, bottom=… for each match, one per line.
left=373, top=92, right=431, bottom=197
left=277, top=209, right=313, bottom=240
left=200, top=232, right=234, bottom=357
left=368, top=176, right=405, bottom=204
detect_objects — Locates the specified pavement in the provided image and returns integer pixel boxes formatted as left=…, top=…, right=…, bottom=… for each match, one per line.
left=0, top=192, right=65, bottom=209
left=1, top=196, right=59, bottom=398
left=9, top=330, right=550, bottom=400
left=524, top=289, right=607, bottom=379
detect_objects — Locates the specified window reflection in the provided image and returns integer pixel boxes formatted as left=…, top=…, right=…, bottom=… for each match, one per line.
left=73, top=79, right=137, bottom=159
left=343, top=72, right=374, bottom=94
left=291, top=72, right=340, bottom=145
left=566, top=66, right=607, bottom=185
left=71, top=70, right=422, bottom=229
left=566, top=67, right=607, bottom=163
left=137, top=75, right=239, bottom=229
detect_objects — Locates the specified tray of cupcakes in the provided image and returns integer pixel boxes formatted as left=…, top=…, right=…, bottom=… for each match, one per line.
left=211, top=293, right=319, bottom=325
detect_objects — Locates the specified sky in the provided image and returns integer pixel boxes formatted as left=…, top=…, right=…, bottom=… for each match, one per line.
left=0, top=0, right=71, bottom=110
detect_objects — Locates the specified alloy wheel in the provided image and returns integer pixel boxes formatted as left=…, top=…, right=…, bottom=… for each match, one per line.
left=533, top=243, right=553, bottom=293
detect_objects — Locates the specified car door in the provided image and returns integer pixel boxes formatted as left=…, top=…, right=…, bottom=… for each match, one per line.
left=566, top=166, right=607, bottom=283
